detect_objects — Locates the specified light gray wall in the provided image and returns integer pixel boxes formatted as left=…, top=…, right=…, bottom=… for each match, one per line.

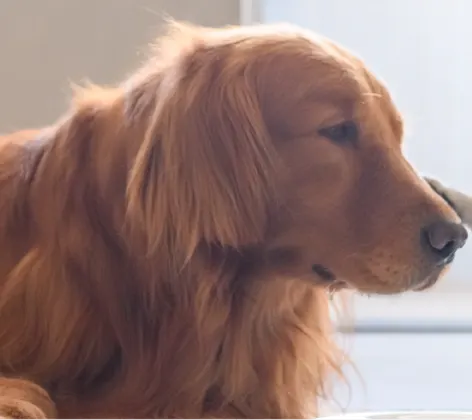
left=263, top=0, right=472, bottom=291
left=0, top=0, right=241, bottom=131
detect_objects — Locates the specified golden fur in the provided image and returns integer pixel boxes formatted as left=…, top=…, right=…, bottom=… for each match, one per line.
left=0, top=22, right=463, bottom=418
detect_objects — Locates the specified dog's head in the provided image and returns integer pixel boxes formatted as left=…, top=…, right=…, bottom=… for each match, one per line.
left=122, top=22, right=466, bottom=296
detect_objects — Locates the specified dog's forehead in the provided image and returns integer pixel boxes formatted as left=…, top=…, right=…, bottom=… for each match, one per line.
left=241, top=29, right=373, bottom=102
left=234, top=29, right=403, bottom=135
left=252, top=41, right=367, bottom=109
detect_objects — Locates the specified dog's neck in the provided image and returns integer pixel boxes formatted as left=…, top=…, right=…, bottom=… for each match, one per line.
left=86, top=254, right=340, bottom=418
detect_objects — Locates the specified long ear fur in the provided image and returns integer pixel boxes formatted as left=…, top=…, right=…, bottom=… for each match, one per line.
left=126, top=25, right=280, bottom=261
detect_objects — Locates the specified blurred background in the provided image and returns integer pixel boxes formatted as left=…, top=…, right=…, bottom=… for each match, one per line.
left=1, top=0, right=471, bottom=415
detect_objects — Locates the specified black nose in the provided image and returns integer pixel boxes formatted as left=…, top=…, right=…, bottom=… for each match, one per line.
left=423, top=221, right=468, bottom=264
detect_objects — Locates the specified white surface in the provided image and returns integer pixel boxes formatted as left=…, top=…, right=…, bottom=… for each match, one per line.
left=327, top=334, right=472, bottom=413
left=336, top=292, right=472, bottom=328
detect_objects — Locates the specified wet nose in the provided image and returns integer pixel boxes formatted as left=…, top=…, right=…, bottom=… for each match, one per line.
left=423, top=221, right=468, bottom=264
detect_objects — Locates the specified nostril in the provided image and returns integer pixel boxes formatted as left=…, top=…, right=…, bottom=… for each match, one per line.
left=423, top=221, right=468, bottom=262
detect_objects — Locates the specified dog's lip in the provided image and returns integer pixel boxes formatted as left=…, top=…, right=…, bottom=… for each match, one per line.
left=411, top=270, right=442, bottom=292
left=311, top=264, right=351, bottom=292
left=442, top=253, right=455, bottom=266
left=412, top=277, right=437, bottom=292
left=328, top=279, right=349, bottom=291
left=311, top=264, right=336, bottom=282
left=312, top=263, right=444, bottom=294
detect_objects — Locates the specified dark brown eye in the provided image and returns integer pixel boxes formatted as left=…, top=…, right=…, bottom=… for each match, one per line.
left=319, top=121, right=358, bottom=144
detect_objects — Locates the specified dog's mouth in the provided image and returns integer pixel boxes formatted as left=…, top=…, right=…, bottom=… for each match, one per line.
left=311, top=264, right=335, bottom=281
left=443, top=253, right=456, bottom=266
left=311, top=263, right=443, bottom=295
left=410, top=269, right=443, bottom=292
left=311, top=264, right=348, bottom=291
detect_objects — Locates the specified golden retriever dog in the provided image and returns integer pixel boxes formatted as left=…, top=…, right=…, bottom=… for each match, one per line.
left=0, top=21, right=467, bottom=418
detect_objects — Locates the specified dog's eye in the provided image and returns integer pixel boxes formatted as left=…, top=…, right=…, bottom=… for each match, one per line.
left=319, top=121, right=358, bottom=144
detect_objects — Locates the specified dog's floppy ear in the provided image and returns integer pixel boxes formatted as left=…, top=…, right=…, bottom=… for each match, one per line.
left=126, top=30, right=279, bottom=259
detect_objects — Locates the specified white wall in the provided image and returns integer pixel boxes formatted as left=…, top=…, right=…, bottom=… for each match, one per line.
left=262, top=0, right=472, bottom=291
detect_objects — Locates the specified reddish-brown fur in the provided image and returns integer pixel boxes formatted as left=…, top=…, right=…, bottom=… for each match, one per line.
left=0, top=22, right=461, bottom=418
